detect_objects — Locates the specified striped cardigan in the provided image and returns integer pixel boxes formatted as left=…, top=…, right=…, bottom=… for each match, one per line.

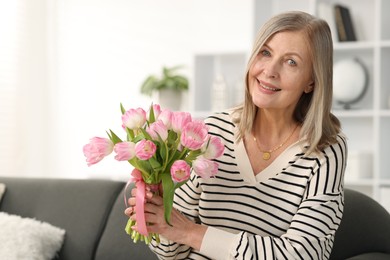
left=150, top=111, right=347, bottom=260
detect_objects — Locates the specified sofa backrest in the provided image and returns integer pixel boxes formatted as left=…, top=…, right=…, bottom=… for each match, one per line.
left=330, top=188, right=390, bottom=259
left=0, top=177, right=125, bottom=260
left=95, top=183, right=157, bottom=259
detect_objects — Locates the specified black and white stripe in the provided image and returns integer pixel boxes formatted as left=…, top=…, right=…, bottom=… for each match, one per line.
left=150, top=112, right=347, bottom=260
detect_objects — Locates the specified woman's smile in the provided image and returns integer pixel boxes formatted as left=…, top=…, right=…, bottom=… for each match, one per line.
left=258, top=79, right=281, bottom=93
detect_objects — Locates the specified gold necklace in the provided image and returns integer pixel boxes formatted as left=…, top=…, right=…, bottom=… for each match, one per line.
left=252, top=124, right=299, bottom=160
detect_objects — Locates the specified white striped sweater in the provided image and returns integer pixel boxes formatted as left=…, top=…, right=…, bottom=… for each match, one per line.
left=149, top=111, right=347, bottom=260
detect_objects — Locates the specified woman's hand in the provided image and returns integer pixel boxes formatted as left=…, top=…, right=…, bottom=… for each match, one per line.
left=124, top=187, right=207, bottom=250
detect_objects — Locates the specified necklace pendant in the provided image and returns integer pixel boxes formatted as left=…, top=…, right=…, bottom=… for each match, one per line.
left=262, top=152, right=271, bottom=160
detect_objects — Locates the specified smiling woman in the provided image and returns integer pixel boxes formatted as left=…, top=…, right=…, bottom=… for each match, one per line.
left=125, top=11, right=347, bottom=260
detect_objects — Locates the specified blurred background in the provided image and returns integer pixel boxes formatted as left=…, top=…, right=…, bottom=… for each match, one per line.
left=0, top=0, right=253, bottom=180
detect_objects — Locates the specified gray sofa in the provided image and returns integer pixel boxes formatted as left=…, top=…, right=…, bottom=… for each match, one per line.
left=0, top=177, right=157, bottom=260
left=329, top=188, right=390, bottom=260
left=1, top=177, right=389, bottom=260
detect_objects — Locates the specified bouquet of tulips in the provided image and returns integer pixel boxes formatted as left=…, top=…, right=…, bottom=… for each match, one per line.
left=83, top=104, right=224, bottom=244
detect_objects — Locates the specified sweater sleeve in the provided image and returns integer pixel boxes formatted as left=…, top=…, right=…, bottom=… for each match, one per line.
left=200, top=192, right=344, bottom=259
left=148, top=173, right=203, bottom=259
left=200, top=138, right=347, bottom=260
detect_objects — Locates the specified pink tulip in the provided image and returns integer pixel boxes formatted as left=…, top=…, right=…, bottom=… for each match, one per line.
left=180, top=120, right=209, bottom=150
left=83, top=137, right=114, bottom=166
left=192, top=157, right=218, bottom=179
left=171, top=111, right=192, bottom=133
left=158, top=109, right=173, bottom=129
left=122, top=108, right=146, bottom=130
left=147, top=120, right=168, bottom=141
left=149, top=104, right=161, bottom=120
left=114, top=141, right=136, bottom=161
left=202, top=135, right=225, bottom=159
left=135, top=140, right=157, bottom=160
left=170, top=160, right=191, bottom=183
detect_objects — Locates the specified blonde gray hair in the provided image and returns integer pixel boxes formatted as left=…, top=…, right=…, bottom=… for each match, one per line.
left=232, top=11, right=340, bottom=154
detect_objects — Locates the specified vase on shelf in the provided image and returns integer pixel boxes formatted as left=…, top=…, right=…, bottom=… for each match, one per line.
left=211, top=74, right=228, bottom=112
left=158, top=88, right=182, bottom=111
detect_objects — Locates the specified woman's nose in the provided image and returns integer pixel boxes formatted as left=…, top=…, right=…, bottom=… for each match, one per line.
left=263, top=60, right=279, bottom=78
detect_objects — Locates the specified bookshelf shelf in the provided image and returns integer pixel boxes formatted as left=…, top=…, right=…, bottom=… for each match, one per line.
left=380, top=41, right=390, bottom=47
left=334, top=41, right=375, bottom=50
left=333, top=109, right=374, bottom=118
left=190, top=0, right=390, bottom=212
left=379, top=179, right=390, bottom=186
left=344, top=179, right=374, bottom=186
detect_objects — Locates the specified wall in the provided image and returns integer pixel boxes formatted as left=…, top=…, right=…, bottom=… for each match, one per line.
left=0, top=0, right=50, bottom=177
left=0, top=0, right=253, bottom=180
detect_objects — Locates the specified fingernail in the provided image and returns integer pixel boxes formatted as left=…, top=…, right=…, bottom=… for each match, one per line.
left=146, top=192, right=153, bottom=199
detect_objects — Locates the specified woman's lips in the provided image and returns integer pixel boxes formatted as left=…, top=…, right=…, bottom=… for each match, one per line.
left=258, top=79, right=281, bottom=92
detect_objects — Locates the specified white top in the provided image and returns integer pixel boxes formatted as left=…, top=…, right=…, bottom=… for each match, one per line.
left=149, top=111, right=347, bottom=260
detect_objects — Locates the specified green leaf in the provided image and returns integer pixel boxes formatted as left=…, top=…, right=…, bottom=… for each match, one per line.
left=132, top=133, right=145, bottom=143
left=174, top=179, right=188, bottom=190
left=140, top=75, right=158, bottom=96
left=145, top=173, right=157, bottom=184
left=107, top=129, right=123, bottom=144
left=139, top=127, right=152, bottom=140
left=126, top=127, right=135, bottom=140
left=159, top=141, right=168, bottom=169
left=120, top=103, right=126, bottom=115
left=161, top=173, right=175, bottom=225
left=167, top=130, right=178, bottom=145
left=185, top=149, right=202, bottom=162
left=149, top=156, right=162, bottom=170
left=149, top=103, right=156, bottom=123
left=131, top=158, right=152, bottom=179
left=139, top=66, right=188, bottom=96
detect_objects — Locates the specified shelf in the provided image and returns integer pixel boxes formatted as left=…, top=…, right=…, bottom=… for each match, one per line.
left=345, top=179, right=374, bottom=186
left=192, top=52, right=247, bottom=113
left=380, top=41, right=390, bottom=48
left=379, top=179, right=390, bottom=186
left=380, top=110, right=390, bottom=117
left=332, top=109, right=374, bottom=118
left=334, top=41, right=375, bottom=50
left=192, top=111, right=211, bottom=120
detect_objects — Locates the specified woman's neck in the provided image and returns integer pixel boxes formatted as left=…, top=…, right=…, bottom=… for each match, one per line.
left=252, top=109, right=299, bottom=148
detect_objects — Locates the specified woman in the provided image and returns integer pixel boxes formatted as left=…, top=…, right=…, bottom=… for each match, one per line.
left=126, top=11, right=347, bottom=259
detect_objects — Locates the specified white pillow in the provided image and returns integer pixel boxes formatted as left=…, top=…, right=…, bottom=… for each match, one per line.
left=0, top=212, right=66, bottom=260
left=0, top=183, right=5, bottom=202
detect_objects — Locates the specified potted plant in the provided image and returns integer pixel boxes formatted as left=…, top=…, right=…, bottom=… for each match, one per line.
left=140, top=66, right=189, bottom=111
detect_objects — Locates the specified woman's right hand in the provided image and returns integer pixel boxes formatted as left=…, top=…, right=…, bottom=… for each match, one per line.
left=124, top=187, right=207, bottom=251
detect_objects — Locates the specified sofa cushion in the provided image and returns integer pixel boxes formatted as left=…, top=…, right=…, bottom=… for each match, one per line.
left=0, top=177, right=125, bottom=260
left=95, top=185, right=158, bottom=259
left=346, top=252, right=390, bottom=260
left=0, top=183, right=5, bottom=202
left=330, top=189, right=390, bottom=259
left=0, top=212, right=65, bottom=260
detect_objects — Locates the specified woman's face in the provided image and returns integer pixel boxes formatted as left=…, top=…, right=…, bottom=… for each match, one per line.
left=248, top=30, right=314, bottom=114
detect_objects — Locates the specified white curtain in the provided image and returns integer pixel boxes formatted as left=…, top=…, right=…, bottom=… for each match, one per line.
left=0, top=0, right=50, bottom=176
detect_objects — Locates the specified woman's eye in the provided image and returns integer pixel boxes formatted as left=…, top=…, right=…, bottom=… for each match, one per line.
left=261, top=50, right=270, bottom=56
left=287, top=59, right=297, bottom=66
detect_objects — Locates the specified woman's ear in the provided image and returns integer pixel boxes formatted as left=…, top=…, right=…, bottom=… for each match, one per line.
left=304, top=82, right=314, bottom=93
